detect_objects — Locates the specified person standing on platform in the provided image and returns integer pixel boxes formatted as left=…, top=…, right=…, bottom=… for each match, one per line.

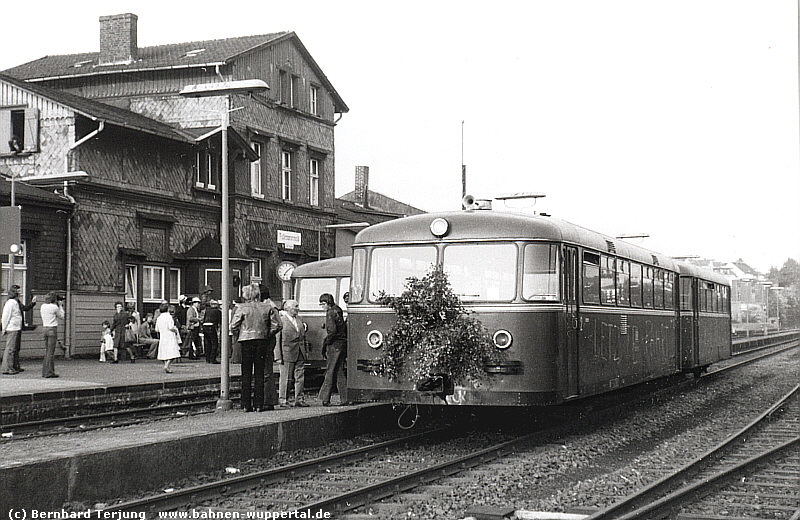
left=155, top=302, right=181, bottom=373
left=99, top=321, right=116, bottom=362
left=176, top=295, right=189, bottom=346
left=259, top=284, right=282, bottom=409
left=111, top=302, right=132, bottom=362
left=317, top=293, right=349, bottom=406
left=276, top=300, right=309, bottom=407
left=184, top=297, right=202, bottom=358
left=202, top=300, right=222, bottom=363
left=1, top=285, right=37, bottom=375
left=231, top=283, right=281, bottom=412
left=40, top=292, right=65, bottom=378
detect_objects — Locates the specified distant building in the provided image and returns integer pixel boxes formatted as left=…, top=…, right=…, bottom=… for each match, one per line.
left=334, top=166, right=425, bottom=256
left=1, top=13, right=348, bottom=355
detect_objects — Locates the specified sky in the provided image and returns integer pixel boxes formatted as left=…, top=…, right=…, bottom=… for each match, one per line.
left=0, top=1, right=797, bottom=273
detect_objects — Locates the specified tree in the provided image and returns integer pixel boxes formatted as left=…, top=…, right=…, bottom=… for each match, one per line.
left=375, top=265, right=505, bottom=389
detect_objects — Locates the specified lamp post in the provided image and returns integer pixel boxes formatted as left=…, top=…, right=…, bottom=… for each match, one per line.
left=180, top=79, right=269, bottom=411
left=770, top=286, right=784, bottom=331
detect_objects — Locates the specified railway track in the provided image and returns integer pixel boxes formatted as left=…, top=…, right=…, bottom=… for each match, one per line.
left=585, top=384, right=800, bottom=520
left=95, top=347, right=793, bottom=519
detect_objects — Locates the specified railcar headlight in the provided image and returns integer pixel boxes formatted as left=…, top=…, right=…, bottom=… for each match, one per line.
left=367, top=330, right=384, bottom=349
left=429, top=218, right=449, bottom=237
left=493, top=329, right=512, bottom=349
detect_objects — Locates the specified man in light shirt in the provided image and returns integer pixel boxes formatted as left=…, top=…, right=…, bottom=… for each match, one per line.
left=1, top=285, right=37, bottom=375
left=40, top=292, right=65, bottom=378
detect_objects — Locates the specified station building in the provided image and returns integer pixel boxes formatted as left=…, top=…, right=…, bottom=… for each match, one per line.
left=0, top=13, right=348, bottom=357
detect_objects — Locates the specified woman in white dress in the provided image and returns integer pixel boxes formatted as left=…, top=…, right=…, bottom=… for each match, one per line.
left=155, top=302, right=181, bottom=373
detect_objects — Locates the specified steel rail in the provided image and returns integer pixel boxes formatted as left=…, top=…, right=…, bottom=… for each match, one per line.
left=291, top=429, right=545, bottom=516
left=585, top=383, right=800, bottom=520
left=102, top=427, right=451, bottom=514
left=619, top=436, right=800, bottom=519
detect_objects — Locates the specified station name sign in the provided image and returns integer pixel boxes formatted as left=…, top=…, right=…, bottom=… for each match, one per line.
left=277, top=229, right=302, bottom=250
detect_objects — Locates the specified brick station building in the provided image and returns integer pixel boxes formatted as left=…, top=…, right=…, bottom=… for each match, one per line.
left=1, top=14, right=348, bottom=356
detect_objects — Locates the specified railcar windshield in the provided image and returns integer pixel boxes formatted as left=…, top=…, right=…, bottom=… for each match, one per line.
left=443, top=243, right=517, bottom=301
left=368, top=246, right=437, bottom=301
left=522, top=243, right=560, bottom=301
left=296, top=278, right=338, bottom=310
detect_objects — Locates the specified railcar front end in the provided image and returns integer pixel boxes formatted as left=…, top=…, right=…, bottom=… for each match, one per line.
left=291, top=256, right=351, bottom=374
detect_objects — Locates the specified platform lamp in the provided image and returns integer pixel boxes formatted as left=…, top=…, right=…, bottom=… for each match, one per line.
left=180, top=79, right=269, bottom=411
left=769, top=285, right=784, bottom=332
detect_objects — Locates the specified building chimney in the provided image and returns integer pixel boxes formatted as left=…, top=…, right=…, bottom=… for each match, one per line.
left=354, top=166, right=369, bottom=208
left=99, top=13, right=138, bottom=65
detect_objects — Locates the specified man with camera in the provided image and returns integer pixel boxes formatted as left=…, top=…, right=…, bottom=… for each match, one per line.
left=40, top=292, right=65, bottom=378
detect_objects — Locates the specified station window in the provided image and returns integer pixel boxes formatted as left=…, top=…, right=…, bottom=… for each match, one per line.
left=582, top=252, right=600, bottom=304
left=616, top=260, right=630, bottom=306
left=680, top=278, right=693, bottom=311
left=195, top=149, right=219, bottom=190
left=0, top=107, right=39, bottom=154
left=643, top=267, right=654, bottom=308
left=630, top=263, right=643, bottom=307
left=664, top=272, right=675, bottom=309
left=600, top=256, right=616, bottom=305
left=522, top=243, right=560, bottom=301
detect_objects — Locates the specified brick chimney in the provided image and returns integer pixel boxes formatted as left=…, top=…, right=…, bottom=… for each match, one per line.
left=355, top=166, right=369, bottom=208
left=99, top=13, right=138, bottom=65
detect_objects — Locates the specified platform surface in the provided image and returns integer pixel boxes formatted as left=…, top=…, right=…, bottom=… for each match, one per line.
left=0, top=357, right=243, bottom=398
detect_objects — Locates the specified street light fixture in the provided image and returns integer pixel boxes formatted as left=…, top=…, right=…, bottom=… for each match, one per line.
left=180, top=79, right=269, bottom=412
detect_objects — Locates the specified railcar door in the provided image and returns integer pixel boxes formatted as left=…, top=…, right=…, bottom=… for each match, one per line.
left=563, top=246, right=580, bottom=398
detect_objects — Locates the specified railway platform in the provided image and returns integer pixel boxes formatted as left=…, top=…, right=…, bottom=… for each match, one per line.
left=1, top=358, right=390, bottom=514
left=0, top=357, right=244, bottom=424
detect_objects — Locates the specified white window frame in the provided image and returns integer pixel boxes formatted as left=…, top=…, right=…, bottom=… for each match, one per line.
left=281, top=151, right=292, bottom=200
left=205, top=268, right=242, bottom=298
left=0, top=107, right=39, bottom=154
left=169, top=268, right=182, bottom=303
left=250, top=142, right=264, bottom=198
left=142, top=265, right=165, bottom=302
left=1, top=239, right=27, bottom=298
left=309, top=158, right=320, bottom=206
left=251, top=258, right=263, bottom=282
left=309, top=86, right=319, bottom=116
left=195, top=150, right=217, bottom=190
left=125, top=264, right=137, bottom=303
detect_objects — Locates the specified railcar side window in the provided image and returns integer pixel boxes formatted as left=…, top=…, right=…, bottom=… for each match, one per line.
left=601, top=256, right=616, bottom=305
left=368, top=246, right=437, bottom=302
left=654, top=269, right=664, bottom=309
left=339, top=277, right=351, bottom=308
left=630, top=263, right=643, bottom=307
left=297, top=278, right=338, bottom=310
left=582, top=252, right=601, bottom=304
left=616, top=260, right=631, bottom=306
left=350, top=249, right=366, bottom=303
left=722, top=286, right=729, bottom=313
left=680, top=278, right=693, bottom=310
left=522, top=244, right=560, bottom=301
left=443, top=243, right=517, bottom=301
left=664, top=272, right=675, bottom=309
left=643, top=267, right=654, bottom=308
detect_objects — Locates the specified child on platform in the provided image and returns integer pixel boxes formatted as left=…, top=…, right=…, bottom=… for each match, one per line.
left=99, top=321, right=117, bottom=363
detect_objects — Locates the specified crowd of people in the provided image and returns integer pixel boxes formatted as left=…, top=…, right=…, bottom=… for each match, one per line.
left=2, top=281, right=350, bottom=409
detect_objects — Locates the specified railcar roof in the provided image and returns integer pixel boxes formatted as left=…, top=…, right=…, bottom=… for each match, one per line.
left=675, top=261, right=731, bottom=286
left=292, top=256, right=351, bottom=278
left=353, top=211, right=679, bottom=270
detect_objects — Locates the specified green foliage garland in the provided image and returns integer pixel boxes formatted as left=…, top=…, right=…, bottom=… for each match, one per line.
left=375, top=265, right=505, bottom=386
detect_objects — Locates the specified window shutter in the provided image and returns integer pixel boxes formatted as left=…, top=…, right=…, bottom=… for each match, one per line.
left=23, top=108, right=39, bottom=152
left=0, top=110, right=11, bottom=153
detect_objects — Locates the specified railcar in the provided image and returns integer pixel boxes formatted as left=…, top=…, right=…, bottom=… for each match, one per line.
left=676, top=262, right=732, bottom=375
left=346, top=208, right=731, bottom=406
left=291, top=256, right=351, bottom=373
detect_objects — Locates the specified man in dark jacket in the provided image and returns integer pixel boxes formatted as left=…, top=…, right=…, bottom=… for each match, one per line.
left=317, top=293, right=349, bottom=406
left=202, top=300, right=222, bottom=363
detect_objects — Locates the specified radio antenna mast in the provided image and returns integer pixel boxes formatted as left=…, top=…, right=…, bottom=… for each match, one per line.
left=461, top=120, right=466, bottom=208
